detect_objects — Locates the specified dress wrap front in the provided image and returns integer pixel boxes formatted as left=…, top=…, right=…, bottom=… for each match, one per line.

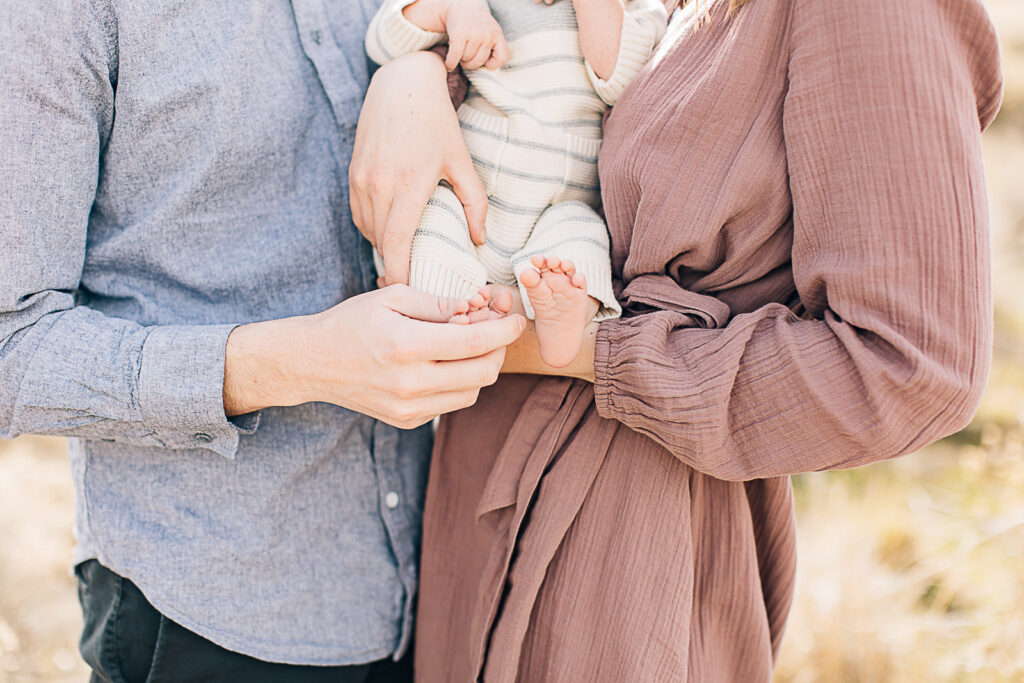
left=415, top=0, right=1003, bottom=679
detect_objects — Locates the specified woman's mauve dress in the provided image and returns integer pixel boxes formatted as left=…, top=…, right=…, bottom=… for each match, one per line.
left=415, top=0, right=1003, bottom=679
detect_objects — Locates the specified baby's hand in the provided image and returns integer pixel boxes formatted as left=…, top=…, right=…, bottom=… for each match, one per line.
left=443, top=0, right=509, bottom=70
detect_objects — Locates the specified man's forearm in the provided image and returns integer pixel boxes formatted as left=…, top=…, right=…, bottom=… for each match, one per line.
left=223, top=316, right=311, bottom=416
left=221, top=286, right=525, bottom=429
left=572, top=0, right=624, bottom=80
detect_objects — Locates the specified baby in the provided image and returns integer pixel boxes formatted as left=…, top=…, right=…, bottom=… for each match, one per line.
left=366, top=0, right=667, bottom=366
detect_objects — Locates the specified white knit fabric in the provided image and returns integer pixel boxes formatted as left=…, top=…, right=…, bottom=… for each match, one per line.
left=366, top=0, right=668, bottom=320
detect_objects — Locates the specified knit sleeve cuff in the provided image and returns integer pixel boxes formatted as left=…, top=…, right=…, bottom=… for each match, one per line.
left=366, top=0, right=447, bottom=66
left=586, top=0, right=668, bottom=106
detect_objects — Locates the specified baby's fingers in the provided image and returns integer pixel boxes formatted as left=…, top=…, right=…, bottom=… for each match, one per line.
left=483, top=37, right=510, bottom=70
left=445, top=39, right=466, bottom=71
left=461, top=39, right=490, bottom=70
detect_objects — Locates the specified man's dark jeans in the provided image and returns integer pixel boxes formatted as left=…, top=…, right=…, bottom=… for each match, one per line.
left=75, top=560, right=414, bottom=683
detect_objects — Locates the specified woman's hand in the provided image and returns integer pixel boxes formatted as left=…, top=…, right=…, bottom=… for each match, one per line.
left=350, top=50, right=488, bottom=286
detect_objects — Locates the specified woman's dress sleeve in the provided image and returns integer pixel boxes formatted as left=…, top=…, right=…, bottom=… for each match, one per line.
left=593, top=0, right=1003, bottom=481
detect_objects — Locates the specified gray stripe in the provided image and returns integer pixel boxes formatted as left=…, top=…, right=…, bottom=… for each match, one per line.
left=469, top=154, right=600, bottom=192
left=414, top=229, right=474, bottom=255
left=372, top=23, right=394, bottom=63
left=425, top=196, right=469, bottom=229
left=512, top=236, right=610, bottom=264
left=481, top=238, right=518, bottom=258
left=487, top=194, right=549, bottom=216
left=472, top=72, right=597, bottom=101
left=488, top=0, right=578, bottom=41
left=539, top=202, right=606, bottom=225
left=500, top=55, right=586, bottom=72
left=500, top=104, right=603, bottom=129
left=458, top=120, right=600, bottom=163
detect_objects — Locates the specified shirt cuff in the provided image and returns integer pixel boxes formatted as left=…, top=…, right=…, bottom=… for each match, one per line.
left=137, top=324, right=259, bottom=459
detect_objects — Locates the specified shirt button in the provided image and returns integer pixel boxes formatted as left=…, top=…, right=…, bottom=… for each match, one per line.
left=195, top=433, right=213, bottom=443
left=310, top=29, right=323, bottom=45
left=384, top=492, right=400, bottom=509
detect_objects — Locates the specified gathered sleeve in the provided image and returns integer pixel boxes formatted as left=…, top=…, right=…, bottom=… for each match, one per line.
left=593, top=0, right=1003, bottom=481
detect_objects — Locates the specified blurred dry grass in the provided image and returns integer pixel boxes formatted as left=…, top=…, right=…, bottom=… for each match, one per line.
left=0, top=437, right=86, bottom=682
left=1, top=1, right=1023, bottom=681
left=775, top=1, right=1024, bottom=680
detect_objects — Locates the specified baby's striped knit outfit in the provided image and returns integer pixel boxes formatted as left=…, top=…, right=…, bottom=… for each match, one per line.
left=366, top=0, right=667, bottom=320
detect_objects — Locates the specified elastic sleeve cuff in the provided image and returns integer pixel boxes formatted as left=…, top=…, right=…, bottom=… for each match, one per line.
left=592, top=319, right=618, bottom=419
left=586, top=1, right=668, bottom=106
left=138, top=324, right=259, bottom=459
left=366, top=1, right=446, bottom=65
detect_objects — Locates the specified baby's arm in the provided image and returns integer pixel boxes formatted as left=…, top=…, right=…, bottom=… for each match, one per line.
left=572, top=0, right=669, bottom=105
left=366, top=0, right=509, bottom=71
left=569, top=0, right=625, bottom=80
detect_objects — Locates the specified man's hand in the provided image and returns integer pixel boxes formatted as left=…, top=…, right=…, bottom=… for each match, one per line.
left=223, top=286, right=526, bottom=429
left=350, top=51, right=488, bottom=286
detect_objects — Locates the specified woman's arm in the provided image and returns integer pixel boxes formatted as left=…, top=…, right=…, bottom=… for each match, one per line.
left=502, top=320, right=597, bottom=382
left=350, top=50, right=485, bottom=286
left=591, top=0, right=1002, bottom=481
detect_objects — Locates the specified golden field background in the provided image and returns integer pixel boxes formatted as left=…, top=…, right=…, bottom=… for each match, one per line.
left=1, top=2, right=1023, bottom=681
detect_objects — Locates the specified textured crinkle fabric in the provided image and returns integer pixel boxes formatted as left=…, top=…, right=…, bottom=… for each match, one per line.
left=416, top=0, right=1002, bottom=680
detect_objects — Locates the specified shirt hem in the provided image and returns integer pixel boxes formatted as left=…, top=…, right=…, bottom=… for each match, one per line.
left=72, top=551, right=400, bottom=667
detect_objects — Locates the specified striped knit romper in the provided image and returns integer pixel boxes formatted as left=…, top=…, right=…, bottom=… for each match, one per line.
left=366, top=0, right=667, bottom=320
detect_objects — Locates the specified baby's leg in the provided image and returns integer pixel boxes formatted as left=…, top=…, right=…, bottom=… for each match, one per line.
left=510, top=202, right=621, bottom=367
left=374, top=184, right=488, bottom=300
left=520, top=256, right=599, bottom=367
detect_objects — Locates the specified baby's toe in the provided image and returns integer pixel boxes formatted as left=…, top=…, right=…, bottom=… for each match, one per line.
left=490, top=288, right=514, bottom=314
left=520, top=267, right=541, bottom=288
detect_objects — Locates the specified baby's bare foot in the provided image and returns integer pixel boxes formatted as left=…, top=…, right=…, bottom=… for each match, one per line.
left=449, top=285, right=515, bottom=324
left=520, top=255, right=592, bottom=367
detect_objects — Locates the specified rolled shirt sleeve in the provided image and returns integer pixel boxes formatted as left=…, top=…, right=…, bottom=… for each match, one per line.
left=0, top=0, right=256, bottom=458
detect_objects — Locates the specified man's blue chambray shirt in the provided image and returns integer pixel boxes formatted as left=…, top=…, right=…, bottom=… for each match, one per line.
left=0, top=0, right=433, bottom=665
